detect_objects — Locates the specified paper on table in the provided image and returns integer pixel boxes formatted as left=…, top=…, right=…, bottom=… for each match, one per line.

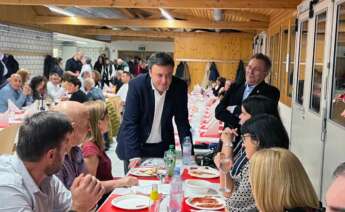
left=7, top=100, right=21, bottom=113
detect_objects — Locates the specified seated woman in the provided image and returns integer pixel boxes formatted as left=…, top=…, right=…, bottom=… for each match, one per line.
left=63, top=75, right=88, bottom=103
left=47, top=72, right=65, bottom=102
left=215, top=110, right=289, bottom=211
left=29, top=75, right=47, bottom=101
left=250, top=148, right=321, bottom=212
left=82, top=101, right=138, bottom=200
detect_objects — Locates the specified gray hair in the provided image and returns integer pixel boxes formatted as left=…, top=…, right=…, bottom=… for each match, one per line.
left=84, top=78, right=95, bottom=89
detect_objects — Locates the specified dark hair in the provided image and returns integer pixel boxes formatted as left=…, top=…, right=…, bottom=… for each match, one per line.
left=333, top=162, right=345, bottom=177
left=241, top=114, right=289, bottom=150
left=30, top=75, right=47, bottom=100
left=43, top=55, right=55, bottom=79
left=242, top=95, right=281, bottom=122
left=65, top=76, right=81, bottom=88
left=148, top=52, right=174, bottom=71
left=217, top=77, right=226, bottom=87
left=250, top=53, right=272, bottom=72
left=16, top=111, right=73, bottom=162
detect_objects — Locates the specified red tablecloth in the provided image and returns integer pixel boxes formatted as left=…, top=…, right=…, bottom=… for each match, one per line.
left=129, top=168, right=220, bottom=184
left=98, top=195, right=225, bottom=212
left=181, top=169, right=220, bottom=184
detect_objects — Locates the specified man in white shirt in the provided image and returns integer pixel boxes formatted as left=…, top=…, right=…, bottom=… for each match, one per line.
left=47, top=72, right=65, bottom=102
left=116, top=70, right=131, bottom=103
left=0, top=111, right=104, bottom=211
left=116, top=53, right=192, bottom=173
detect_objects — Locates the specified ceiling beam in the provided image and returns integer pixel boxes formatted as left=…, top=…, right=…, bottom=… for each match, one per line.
left=224, top=9, right=270, bottom=22
left=118, top=8, right=136, bottom=19
left=82, top=28, right=254, bottom=38
left=34, top=16, right=269, bottom=30
left=112, top=36, right=173, bottom=42
left=0, top=0, right=301, bottom=9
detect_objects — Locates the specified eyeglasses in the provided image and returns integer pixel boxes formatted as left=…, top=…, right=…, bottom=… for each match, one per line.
left=241, top=133, right=259, bottom=144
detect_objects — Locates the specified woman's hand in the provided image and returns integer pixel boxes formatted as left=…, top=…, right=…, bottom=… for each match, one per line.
left=118, top=176, right=139, bottom=187
left=221, top=128, right=238, bottom=144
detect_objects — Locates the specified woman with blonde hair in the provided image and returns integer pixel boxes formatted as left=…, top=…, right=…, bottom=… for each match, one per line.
left=249, top=148, right=321, bottom=212
left=82, top=100, right=138, bottom=203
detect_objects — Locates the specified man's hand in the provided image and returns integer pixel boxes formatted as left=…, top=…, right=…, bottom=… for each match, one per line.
left=70, top=174, right=105, bottom=212
left=22, top=84, right=32, bottom=96
left=128, top=158, right=141, bottom=169
left=118, top=176, right=138, bottom=187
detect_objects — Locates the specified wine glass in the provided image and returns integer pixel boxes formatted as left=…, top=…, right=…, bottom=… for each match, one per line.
left=219, top=153, right=232, bottom=193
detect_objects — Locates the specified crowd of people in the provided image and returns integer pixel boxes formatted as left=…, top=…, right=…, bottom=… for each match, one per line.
left=0, top=51, right=343, bottom=212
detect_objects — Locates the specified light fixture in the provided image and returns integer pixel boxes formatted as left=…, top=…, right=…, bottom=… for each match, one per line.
left=46, top=5, right=75, bottom=17
left=159, top=8, right=174, bottom=20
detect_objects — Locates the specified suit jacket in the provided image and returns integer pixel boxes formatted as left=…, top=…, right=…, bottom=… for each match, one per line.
left=116, top=73, right=192, bottom=160
left=215, top=81, right=280, bottom=128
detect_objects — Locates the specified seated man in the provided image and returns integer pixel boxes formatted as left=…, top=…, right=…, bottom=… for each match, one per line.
left=0, top=73, right=32, bottom=112
left=326, top=162, right=345, bottom=211
left=54, top=101, right=137, bottom=192
left=0, top=111, right=104, bottom=211
left=116, top=70, right=131, bottom=104
left=84, top=78, right=105, bottom=101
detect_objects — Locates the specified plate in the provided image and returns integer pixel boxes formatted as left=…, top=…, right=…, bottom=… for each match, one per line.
left=129, top=167, right=159, bottom=177
left=111, top=194, right=151, bottom=210
left=188, top=166, right=219, bottom=179
left=185, top=195, right=225, bottom=210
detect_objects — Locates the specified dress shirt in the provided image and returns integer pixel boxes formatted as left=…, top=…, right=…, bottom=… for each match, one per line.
left=145, top=81, right=167, bottom=144
left=242, top=84, right=256, bottom=101
left=116, top=83, right=129, bottom=102
left=0, top=155, right=72, bottom=212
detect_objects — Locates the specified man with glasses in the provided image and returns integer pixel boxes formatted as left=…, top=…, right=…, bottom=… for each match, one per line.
left=116, top=52, right=192, bottom=173
left=215, top=53, right=280, bottom=129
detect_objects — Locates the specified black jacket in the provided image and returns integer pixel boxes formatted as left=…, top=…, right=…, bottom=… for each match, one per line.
left=116, top=73, right=192, bottom=160
left=215, top=81, right=280, bottom=128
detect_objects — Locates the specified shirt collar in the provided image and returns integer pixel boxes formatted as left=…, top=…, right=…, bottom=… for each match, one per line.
left=12, top=155, right=43, bottom=194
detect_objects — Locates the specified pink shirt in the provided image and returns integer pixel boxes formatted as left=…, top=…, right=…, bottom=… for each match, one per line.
left=82, top=140, right=113, bottom=181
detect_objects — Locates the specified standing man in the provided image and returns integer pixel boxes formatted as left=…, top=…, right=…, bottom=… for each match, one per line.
left=65, top=51, right=84, bottom=77
left=215, top=53, right=280, bottom=129
left=116, top=52, right=192, bottom=173
left=116, top=70, right=132, bottom=104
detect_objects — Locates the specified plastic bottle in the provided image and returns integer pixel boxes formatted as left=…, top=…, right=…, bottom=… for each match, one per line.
left=182, top=136, right=192, bottom=165
left=168, top=167, right=183, bottom=212
left=166, top=145, right=176, bottom=177
left=149, top=184, right=160, bottom=212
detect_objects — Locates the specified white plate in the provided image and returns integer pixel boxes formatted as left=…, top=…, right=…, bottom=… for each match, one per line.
left=111, top=194, right=151, bottom=210
left=185, top=195, right=225, bottom=210
left=129, top=167, right=158, bottom=177
left=188, top=166, right=219, bottom=179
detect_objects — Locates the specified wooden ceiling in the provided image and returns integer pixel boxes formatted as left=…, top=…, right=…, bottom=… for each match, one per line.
left=0, top=0, right=301, bottom=42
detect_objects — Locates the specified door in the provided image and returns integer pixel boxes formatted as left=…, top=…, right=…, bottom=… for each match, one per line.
left=291, top=0, right=333, bottom=197
left=322, top=0, right=345, bottom=198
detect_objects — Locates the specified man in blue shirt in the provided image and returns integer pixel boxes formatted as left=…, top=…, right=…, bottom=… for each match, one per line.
left=0, top=73, right=33, bottom=112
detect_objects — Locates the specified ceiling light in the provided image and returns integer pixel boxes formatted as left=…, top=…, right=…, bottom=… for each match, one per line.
left=159, top=8, right=174, bottom=20
left=46, top=5, right=75, bottom=17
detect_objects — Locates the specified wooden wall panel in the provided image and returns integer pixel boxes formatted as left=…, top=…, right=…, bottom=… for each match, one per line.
left=174, top=33, right=253, bottom=88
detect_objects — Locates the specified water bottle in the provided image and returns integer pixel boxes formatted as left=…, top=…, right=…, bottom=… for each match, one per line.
left=168, top=167, right=183, bottom=212
left=165, top=145, right=176, bottom=177
left=182, top=136, right=192, bottom=165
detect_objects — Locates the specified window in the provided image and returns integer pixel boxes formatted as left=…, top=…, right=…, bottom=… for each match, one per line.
left=296, top=20, right=309, bottom=105
left=280, top=28, right=289, bottom=104
left=310, top=12, right=327, bottom=113
left=288, top=24, right=296, bottom=98
left=330, top=3, right=345, bottom=126
left=269, top=33, right=280, bottom=88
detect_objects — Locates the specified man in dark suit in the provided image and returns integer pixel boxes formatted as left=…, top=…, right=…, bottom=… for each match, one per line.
left=215, top=53, right=280, bottom=129
left=116, top=52, right=192, bottom=173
